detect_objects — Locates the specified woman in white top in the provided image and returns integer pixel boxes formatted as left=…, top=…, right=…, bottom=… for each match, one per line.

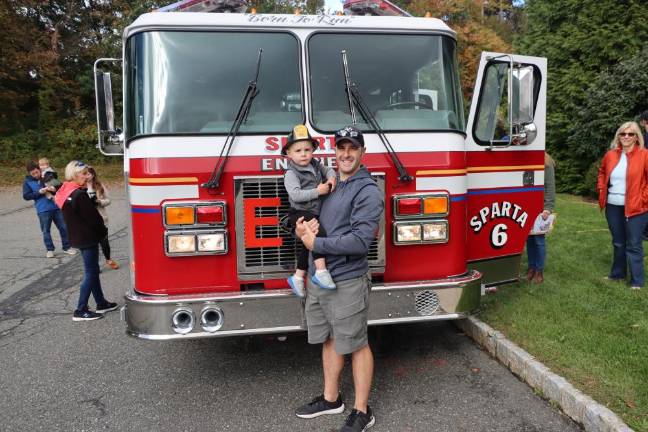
left=87, top=166, right=119, bottom=270
left=597, top=121, right=648, bottom=289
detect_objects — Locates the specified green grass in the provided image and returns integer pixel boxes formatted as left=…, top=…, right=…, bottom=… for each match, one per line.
left=0, top=161, right=123, bottom=188
left=479, top=194, right=648, bottom=431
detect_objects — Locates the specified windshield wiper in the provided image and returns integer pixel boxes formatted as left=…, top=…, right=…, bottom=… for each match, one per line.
left=341, top=50, right=412, bottom=183
left=203, top=49, right=263, bottom=189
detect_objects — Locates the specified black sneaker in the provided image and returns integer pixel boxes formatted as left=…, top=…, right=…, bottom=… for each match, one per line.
left=295, top=394, right=345, bottom=419
left=340, top=407, right=375, bottom=432
left=72, top=309, right=104, bottom=322
left=96, top=302, right=118, bottom=313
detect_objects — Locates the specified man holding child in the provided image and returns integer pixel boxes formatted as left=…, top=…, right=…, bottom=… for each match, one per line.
left=22, top=160, right=76, bottom=258
left=292, top=125, right=384, bottom=432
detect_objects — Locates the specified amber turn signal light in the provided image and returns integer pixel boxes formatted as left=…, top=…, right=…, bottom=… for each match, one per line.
left=165, top=206, right=195, bottom=225
left=423, top=197, right=448, bottom=215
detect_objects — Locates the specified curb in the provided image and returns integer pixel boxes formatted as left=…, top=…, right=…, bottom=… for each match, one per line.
left=454, top=316, right=634, bottom=432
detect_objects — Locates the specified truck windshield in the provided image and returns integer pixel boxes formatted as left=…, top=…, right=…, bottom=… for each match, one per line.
left=125, top=31, right=302, bottom=138
left=308, top=33, right=464, bottom=133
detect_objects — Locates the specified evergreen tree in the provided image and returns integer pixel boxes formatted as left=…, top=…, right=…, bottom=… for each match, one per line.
left=573, top=48, right=648, bottom=196
left=515, top=0, right=648, bottom=193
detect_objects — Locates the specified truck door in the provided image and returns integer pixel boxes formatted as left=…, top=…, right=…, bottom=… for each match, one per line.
left=465, top=52, right=547, bottom=286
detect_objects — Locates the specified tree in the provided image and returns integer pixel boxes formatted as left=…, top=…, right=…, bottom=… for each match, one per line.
left=392, top=0, right=517, bottom=101
left=569, top=48, right=648, bottom=196
left=515, top=0, right=648, bottom=193
left=249, top=0, right=324, bottom=14
left=0, top=0, right=51, bottom=134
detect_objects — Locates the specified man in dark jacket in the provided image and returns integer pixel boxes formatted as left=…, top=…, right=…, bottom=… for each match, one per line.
left=22, top=161, right=75, bottom=258
left=294, top=126, right=384, bottom=432
left=640, top=111, right=648, bottom=240
left=640, top=110, right=648, bottom=149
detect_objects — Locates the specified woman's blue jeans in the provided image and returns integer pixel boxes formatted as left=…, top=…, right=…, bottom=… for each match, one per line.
left=526, top=234, right=546, bottom=271
left=77, top=244, right=107, bottom=311
left=605, top=204, right=648, bottom=287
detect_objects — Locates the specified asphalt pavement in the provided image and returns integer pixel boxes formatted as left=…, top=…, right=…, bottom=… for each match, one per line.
left=0, top=185, right=581, bottom=432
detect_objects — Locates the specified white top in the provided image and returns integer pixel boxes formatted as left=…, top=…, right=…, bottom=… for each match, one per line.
left=125, top=12, right=454, bottom=39
left=608, top=153, right=627, bottom=206
left=87, top=183, right=112, bottom=224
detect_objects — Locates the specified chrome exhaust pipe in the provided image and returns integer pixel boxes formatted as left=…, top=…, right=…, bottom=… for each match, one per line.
left=171, top=307, right=195, bottom=334
left=200, top=306, right=224, bottom=332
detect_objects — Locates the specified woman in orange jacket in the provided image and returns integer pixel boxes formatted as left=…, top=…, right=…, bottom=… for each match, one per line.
left=597, top=121, right=648, bottom=289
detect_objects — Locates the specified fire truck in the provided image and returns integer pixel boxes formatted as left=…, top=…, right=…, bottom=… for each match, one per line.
left=94, top=2, right=546, bottom=340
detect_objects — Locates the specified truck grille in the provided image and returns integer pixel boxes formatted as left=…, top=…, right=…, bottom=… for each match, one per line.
left=235, top=175, right=385, bottom=280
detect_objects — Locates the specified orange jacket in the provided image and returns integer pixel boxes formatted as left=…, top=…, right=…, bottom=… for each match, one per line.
left=597, top=144, right=648, bottom=217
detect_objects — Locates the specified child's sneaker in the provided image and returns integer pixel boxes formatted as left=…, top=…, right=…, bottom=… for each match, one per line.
left=311, top=270, right=336, bottom=290
left=288, top=275, right=305, bottom=298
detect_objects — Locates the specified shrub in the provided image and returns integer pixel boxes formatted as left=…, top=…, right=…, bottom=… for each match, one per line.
left=582, top=159, right=601, bottom=200
left=0, top=120, right=109, bottom=167
left=564, top=48, right=648, bottom=194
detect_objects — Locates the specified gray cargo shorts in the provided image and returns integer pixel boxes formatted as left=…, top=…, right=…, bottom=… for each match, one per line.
left=304, top=273, right=371, bottom=355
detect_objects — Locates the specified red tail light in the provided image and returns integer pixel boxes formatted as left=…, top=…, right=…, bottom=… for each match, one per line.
left=197, top=205, right=224, bottom=225
left=396, top=197, right=422, bottom=216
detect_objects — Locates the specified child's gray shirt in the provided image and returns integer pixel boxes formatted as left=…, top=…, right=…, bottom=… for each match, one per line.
left=284, top=159, right=335, bottom=215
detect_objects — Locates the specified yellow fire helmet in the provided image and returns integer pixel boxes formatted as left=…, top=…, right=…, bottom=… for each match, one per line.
left=282, top=124, right=319, bottom=155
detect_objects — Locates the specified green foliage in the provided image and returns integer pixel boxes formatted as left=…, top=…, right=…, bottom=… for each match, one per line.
left=582, top=159, right=602, bottom=199
left=0, top=119, right=108, bottom=167
left=0, top=0, right=161, bottom=157
left=0, top=130, right=43, bottom=163
left=515, top=0, right=648, bottom=194
left=565, top=48, right=648, bottom=192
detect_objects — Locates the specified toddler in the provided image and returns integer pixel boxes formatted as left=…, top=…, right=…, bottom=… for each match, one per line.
left=283, top=124, right=336, bottom=297
left=39, top=157, right=62, bottom=200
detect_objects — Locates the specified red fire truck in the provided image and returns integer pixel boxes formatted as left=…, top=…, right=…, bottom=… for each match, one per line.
left=94, top=6, right=546, bottom=340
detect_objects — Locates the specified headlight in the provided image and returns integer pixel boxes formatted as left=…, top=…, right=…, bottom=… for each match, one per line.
left=396, top=224, right=421, bottom=242
left=197, top=233, right=226, bottom=252
left=394, top=220, right=448, bottom=245
left=167, top=234, right=196, bottom=253
left=165, top=231, right=228, bottom=256
left=423, top=222, right=447, bottom=242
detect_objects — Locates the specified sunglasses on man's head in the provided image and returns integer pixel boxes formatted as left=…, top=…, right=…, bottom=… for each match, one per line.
left=619, top=133, right=636, bottom=137
left=336, top=127, right=360, bottom=138
left=75, top=161, right=86, bottom=167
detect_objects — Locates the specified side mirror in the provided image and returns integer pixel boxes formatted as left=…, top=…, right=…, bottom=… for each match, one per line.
left=511, top=123, right=537, bottom=146
left=96, top=72, right=115, bottom=132
left=94, top=58, right=123, bottom=155
left=512, top=66, right=534, bottom=125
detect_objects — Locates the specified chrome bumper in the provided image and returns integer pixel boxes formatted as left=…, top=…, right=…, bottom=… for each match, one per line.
left=123, top=270, right=482, bottom=340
